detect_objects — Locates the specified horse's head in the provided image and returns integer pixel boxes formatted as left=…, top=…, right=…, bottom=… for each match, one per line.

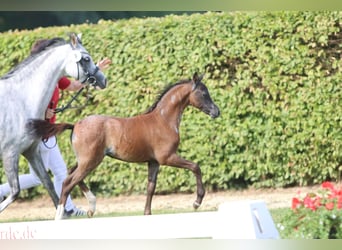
left=189, top=73, right=220, bottom=118
left=64, top=33, right=107, bottom=89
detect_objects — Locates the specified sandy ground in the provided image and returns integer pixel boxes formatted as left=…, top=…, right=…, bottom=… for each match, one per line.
left=0, top=185, right=321, bottom=222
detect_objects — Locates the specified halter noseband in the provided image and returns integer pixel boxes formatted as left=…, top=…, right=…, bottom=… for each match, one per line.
left=84, top=66, right=99, bottom=85
left=76, top=52, right=99, bottom=86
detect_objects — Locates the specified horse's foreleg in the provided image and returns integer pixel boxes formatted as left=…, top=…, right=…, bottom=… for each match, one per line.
left=165, top=154, right=205, bottom=210
left=144, top=161, right=160, bottom=215
left=0, top=153, right=20, bottom=212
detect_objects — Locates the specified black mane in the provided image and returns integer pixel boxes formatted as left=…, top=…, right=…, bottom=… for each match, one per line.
left=0, top=38, right=66, bottom=80
left=144, top=79, right=191, bottom=114
left=30, top=37, right=66, bottom=55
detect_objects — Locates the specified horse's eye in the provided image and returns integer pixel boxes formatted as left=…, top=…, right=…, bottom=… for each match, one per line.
left=83, top=56, right=90, bottom=62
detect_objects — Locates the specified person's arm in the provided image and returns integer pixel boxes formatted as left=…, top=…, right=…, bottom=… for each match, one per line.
left=64, top=80, right=84, bottom=91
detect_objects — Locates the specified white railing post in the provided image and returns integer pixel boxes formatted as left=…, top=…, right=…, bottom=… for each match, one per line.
left=213, top=200, right=279, bottom=239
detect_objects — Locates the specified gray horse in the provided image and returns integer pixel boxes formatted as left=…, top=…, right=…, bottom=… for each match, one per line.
left=0, top=33, right=107, bottom=213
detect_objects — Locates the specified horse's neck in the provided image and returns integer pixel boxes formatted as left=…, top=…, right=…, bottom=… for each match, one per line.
left=18, top=47, right=69, bottom=118
left=154, top=84, right=191, bottom=128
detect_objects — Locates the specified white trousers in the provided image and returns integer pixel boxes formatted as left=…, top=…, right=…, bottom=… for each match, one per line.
left=0, top=136, right=75, bottom=211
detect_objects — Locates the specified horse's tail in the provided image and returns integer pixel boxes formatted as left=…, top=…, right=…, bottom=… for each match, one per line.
left=27, top=119, right=74, bottom=139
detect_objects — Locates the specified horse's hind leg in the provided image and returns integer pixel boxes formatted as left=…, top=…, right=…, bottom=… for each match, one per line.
left=55, top=172, right=78, bottom=220
left=68, top=165, right=96, bottom=217
left=144, top=161, right=160, bottom=215
left=55, top=165, right=95, bottom=220
left=23, top=146, right=59, bottom=208
left=78, top=180, right=96, bottom=217
left=0, top=153, right=20, bottom=212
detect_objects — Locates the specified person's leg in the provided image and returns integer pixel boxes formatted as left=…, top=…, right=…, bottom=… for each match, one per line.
left=0, top=169, right=42, bottom=199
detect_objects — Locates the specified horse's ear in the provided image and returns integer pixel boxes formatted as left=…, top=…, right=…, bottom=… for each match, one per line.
left=76, top=33, right=83, bottom=45
left=193, top=72, right=199, bottom=83
left=69, top=33, right=79, bottom=49
left=192, top=72, right=204, bottom=83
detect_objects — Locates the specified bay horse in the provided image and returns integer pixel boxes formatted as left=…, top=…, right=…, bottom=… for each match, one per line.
left=30, top=73, right=220, bottom=220
left=0, top=33, right=107, bottom=213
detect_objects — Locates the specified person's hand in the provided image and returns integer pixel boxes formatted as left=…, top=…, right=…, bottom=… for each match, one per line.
left=45, top=108, right=54, bottom=119
left=97, top=57, right=111, bottom=71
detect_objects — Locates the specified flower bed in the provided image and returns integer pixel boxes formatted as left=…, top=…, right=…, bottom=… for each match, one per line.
left=278, top=182, right=342, bottom=239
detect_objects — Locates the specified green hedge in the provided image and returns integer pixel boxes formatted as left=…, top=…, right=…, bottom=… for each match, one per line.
left=0, top=11, right=341, bottom=198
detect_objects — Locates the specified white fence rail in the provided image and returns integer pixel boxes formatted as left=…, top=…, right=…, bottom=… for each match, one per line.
left=0, top=200, right=279, bottom=239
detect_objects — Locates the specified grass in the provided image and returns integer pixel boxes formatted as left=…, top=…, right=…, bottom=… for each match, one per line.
left=270, top=208, right=289, bottom=238
left=2, top=206, right=289, bottom=223
left=0, top=207, right=200, bottom=223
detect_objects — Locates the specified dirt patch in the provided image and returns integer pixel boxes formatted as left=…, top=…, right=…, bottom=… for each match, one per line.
left=0, top=185, right=320, bottom=221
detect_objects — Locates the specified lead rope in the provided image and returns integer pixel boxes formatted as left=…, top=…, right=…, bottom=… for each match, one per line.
left=54, top=86, right=88, bottom=114
left=42, top=136, right=58, bottom=149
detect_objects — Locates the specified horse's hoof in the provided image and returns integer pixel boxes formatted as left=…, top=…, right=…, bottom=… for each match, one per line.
left=193, top=201, right=201, bottom=209
left=87, top=210, right=94, bottom=218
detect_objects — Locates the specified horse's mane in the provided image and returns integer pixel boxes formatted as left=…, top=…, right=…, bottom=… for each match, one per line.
left=0, top=38, right=67, bottom=80
left=144, top=79, right=191, bottom=114
left=30, top=38, right=66, bottom=55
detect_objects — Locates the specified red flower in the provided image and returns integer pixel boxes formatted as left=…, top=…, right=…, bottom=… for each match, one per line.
left=303, top=195, right=318, bottom=211
left=314, top=197, right=321, bottom=207
left=325, top=202, right=334, bottom=210
left=292, top=197, right=302, bottom=210
left=338, top=196, right=342, bottom=209
left=322, top=181, right=335, bottom=190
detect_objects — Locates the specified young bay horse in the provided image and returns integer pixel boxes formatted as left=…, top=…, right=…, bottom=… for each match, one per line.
left=30, top=73, right=220, bottom=219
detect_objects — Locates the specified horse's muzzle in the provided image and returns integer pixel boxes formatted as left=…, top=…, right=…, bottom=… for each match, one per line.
left=209, top=104, right=220, bottom=118
left=202, top=104, right=220, bottom=118
left=96, top=78, right=107, bottom=89
left=92, top=71, right=107, bottom=89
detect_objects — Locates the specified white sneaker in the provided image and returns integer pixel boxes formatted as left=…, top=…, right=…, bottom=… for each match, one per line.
left=65, top=207, right=87, bottom=217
